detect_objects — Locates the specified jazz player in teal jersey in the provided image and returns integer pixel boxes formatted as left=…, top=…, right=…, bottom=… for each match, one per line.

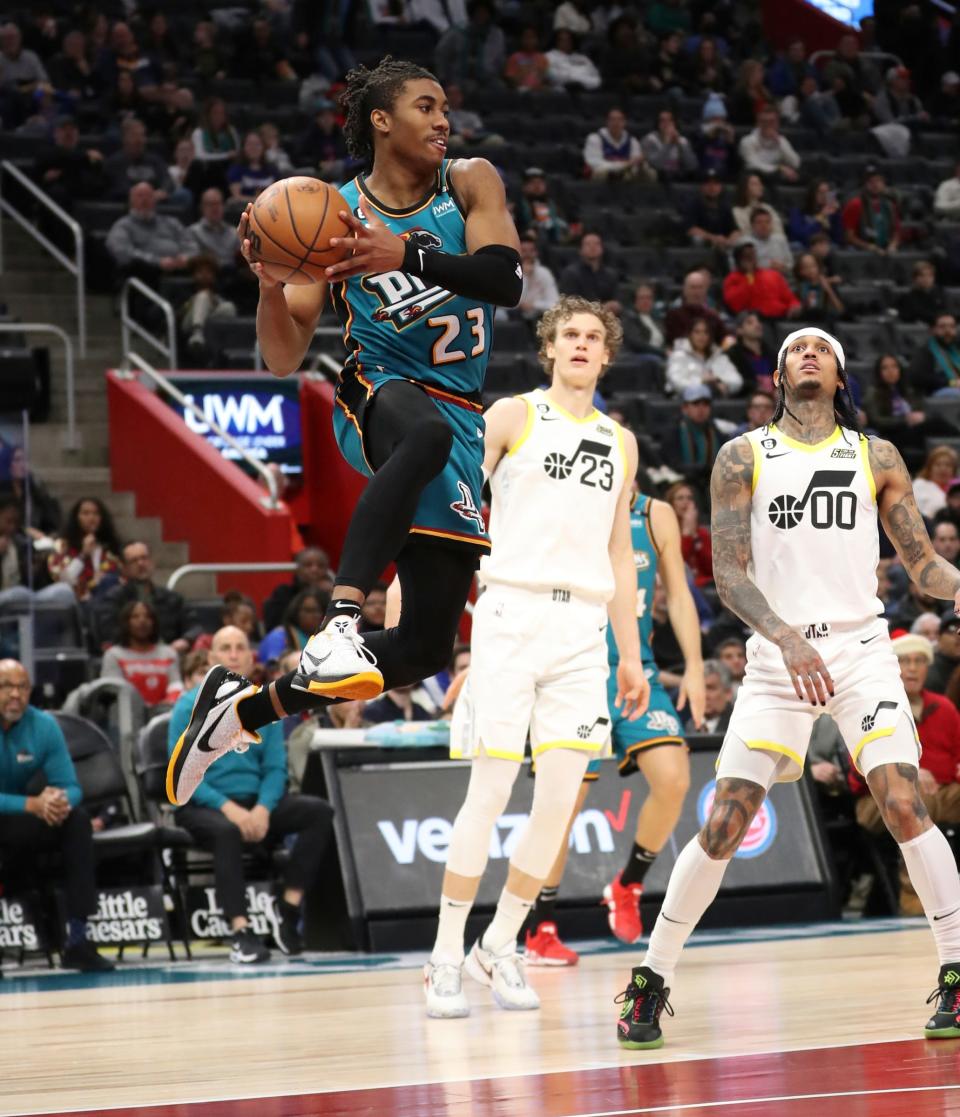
left=167, top=57, right=521, bottom=807
left=525, top=489, right=706, bottom=965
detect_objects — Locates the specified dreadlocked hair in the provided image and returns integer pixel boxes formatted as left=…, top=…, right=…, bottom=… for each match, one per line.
left=771, top=350, right=862, bottom=440
left=340, top=56, right=439, bottom=168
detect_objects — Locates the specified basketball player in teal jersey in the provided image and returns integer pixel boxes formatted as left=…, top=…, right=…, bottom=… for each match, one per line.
left=526, top=489, right=705, bottom=965
left=167, top=57, right=521, bottom=806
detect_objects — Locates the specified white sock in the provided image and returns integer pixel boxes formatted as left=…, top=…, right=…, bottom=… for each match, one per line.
left=642, top=837, right=730, bottom=986
left=431, top=894, right=472, bottom=966
left=900, top=827, right=960, bottom=965
left=481, top=888, right=534, bottom=955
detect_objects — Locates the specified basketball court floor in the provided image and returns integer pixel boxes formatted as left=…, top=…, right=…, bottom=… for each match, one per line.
left=4, top=919, right=959, bottom=1117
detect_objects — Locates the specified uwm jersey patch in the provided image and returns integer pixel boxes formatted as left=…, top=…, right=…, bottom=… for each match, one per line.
left=480, top=390, right=627, bottom=604
left=745, top=424, right=883, bottom=626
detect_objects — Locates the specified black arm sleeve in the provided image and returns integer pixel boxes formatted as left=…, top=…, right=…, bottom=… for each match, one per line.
left=402, top=242, right=522, bottom=308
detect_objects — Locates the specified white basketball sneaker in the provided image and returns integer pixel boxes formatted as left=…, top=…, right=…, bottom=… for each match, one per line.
left=423, top=961, right=470, bottom=1018
left=292, top=614, right=383, bottom=700
left=465, top=938, right=540, bottom=1011
left=166, top=666, right=260, bottom=805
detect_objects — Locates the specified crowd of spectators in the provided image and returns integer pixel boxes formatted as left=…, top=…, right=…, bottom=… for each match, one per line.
left=6, top=2, right=960, bottom=946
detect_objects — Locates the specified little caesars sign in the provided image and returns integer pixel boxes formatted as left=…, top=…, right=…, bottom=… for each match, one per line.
left=56, top=886, right=168, bottom=946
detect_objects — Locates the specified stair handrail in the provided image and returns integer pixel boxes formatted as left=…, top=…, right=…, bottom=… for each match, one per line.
left=122, top=351, right=279, bottom=508
left=0, top=160, right=86, bottom=357
left=167, top=561, right=295, bottom=591
left=0, top=321, right=77, bottom=449
left=120, top=277, right=178, bottom=370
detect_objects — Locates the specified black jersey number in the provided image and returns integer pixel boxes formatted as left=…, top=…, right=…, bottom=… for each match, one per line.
left=581, top=455, right=615, bottom=491
left=428, top=308, right=486, bottom=365
left=809, top=489, right=857, bottom=530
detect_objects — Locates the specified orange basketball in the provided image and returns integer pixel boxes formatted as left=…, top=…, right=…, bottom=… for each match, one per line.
left=247, top=177, right=351, bottom=285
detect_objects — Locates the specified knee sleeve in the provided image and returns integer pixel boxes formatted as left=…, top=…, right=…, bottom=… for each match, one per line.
left=445, top=751, right=520, bottom=878
left=510, top=749, right=589, bottom=881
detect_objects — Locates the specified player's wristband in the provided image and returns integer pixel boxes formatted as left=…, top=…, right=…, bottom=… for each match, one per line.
left=402, top=242, right=522, bottom=308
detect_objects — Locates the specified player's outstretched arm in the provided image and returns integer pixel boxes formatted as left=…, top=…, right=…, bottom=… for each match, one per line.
left=651, top=499, right=705, bottom=728
left=871, top=437, right=960, bottom=611
left=238, top=203, right=327, bottom=376
left=711, top=437, right=833, bottom=705
left=608, top=431, right=649, bottom=721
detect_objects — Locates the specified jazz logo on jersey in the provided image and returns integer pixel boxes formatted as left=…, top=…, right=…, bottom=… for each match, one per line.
left=362, top=229, right=453, bottom=329
left=861, top=700, right=899, bottom=734
left=767, top=469, right=856, bottom=531
left=450, top=480, right=485, bottom=529
left=543, top=438, right=615, bottom=491
left=577, top=715, right=610, bottom=740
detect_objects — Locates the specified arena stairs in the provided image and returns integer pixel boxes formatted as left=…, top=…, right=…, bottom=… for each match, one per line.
left=0, top=218, right=214, bottom=595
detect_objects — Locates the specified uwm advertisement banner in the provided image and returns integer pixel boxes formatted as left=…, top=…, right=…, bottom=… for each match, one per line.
left=337, top=751, right=827, bottom=916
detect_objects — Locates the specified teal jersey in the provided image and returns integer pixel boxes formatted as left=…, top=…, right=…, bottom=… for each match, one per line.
left=331, top=160, right=494, bottom=398
left=607, top=494, right=658, bottom=669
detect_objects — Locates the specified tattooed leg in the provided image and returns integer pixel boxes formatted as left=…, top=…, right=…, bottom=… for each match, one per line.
left=699, top=777, right=767, bottom=859
left=866, top=762, right=932, bottom=843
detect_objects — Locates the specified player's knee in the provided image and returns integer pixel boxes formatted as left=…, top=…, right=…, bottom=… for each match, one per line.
left=878, top=790, right=927, bottom=840
left=650, top=764, right=690, bottom=804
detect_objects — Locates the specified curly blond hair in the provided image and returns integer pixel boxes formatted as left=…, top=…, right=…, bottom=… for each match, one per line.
left=536, top=295, right=623, bottom=380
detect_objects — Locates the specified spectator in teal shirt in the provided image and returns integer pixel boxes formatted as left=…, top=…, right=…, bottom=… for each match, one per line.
left=0, top=659, right=114, bottom=972
left=169, top=626, right=334, bottom=964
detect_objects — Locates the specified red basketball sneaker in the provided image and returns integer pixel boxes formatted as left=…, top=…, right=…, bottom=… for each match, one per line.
left=524, top=921, right=579, bottom=966
left=602, top=873, right=644, bottom=943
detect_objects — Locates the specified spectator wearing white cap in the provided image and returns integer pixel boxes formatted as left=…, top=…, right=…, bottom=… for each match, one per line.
left=853, top=632, right=960, bottom=914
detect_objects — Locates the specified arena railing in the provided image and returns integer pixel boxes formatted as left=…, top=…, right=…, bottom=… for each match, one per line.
left=809, top=49, right=902, bottom=69
left=0, top=160, right=86, bottom=357
left=120, top=277, right=178, bottom=371
left=121, top=351, right=280, bottom=508
left=0, top=321, right=78, bottom=450
left=166, top=561, right=295, bottom=592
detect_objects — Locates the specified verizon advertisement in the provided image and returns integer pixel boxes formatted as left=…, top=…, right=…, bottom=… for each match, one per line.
left=337, top=751, right=826, bottom=916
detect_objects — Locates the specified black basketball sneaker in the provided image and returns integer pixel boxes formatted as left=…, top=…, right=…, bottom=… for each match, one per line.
left=925, top=963, right=960, bottom=1038
left=615, top=965, right=673, bottom=1049
left=166, top=666, right=260, bottom=805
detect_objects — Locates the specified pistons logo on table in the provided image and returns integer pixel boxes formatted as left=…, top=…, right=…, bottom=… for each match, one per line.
left=696, top=782, right=777, bottom=859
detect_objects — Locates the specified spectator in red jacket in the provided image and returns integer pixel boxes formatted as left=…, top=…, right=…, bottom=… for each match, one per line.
left=853, top=633, right=960, bottom=913
left=723, top=242, right=801, bottom=319
left=665, top=481, right=713, bottom=586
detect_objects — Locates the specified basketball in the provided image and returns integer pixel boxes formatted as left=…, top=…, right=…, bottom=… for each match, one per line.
left=543, top=451, right=572, bottom=480
left=247, top=177, right=351, bottom=285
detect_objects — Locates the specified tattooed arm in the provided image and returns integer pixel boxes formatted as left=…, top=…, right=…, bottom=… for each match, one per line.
left=871, top=438, right=960, bottom=607
left=711, top=437, right=834, bottom=705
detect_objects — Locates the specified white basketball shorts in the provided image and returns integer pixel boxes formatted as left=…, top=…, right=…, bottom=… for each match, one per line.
left=716, top=616, right=920, bottom=787
left=449, top=584, right=611, bottom=763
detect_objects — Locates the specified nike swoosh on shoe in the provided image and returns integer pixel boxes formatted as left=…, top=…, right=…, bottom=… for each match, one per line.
left=197, top=706, right=233, bottom=753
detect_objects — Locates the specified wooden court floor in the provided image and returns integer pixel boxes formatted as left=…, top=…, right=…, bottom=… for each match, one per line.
left=3, top=920, right=960, bottom=1117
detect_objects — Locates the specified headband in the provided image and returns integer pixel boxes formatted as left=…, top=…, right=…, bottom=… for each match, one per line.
left=777, top=327, right=846, bottom=372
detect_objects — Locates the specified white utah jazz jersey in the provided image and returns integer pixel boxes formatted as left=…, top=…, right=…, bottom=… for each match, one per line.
left=480, top=389, right=627, bottom=603
left=745, top=424, right=883, bottom=626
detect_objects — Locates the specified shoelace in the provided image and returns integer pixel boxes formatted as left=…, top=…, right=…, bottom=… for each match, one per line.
left=343, top=630, right=379, bottom=665
left=492, top=952, right=528, bottom=990
left=926, top=984, right=960, bottom=1016
left=429, top=963, right=463, bottom=995
left=614, top=982, right=674, bottom=1025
